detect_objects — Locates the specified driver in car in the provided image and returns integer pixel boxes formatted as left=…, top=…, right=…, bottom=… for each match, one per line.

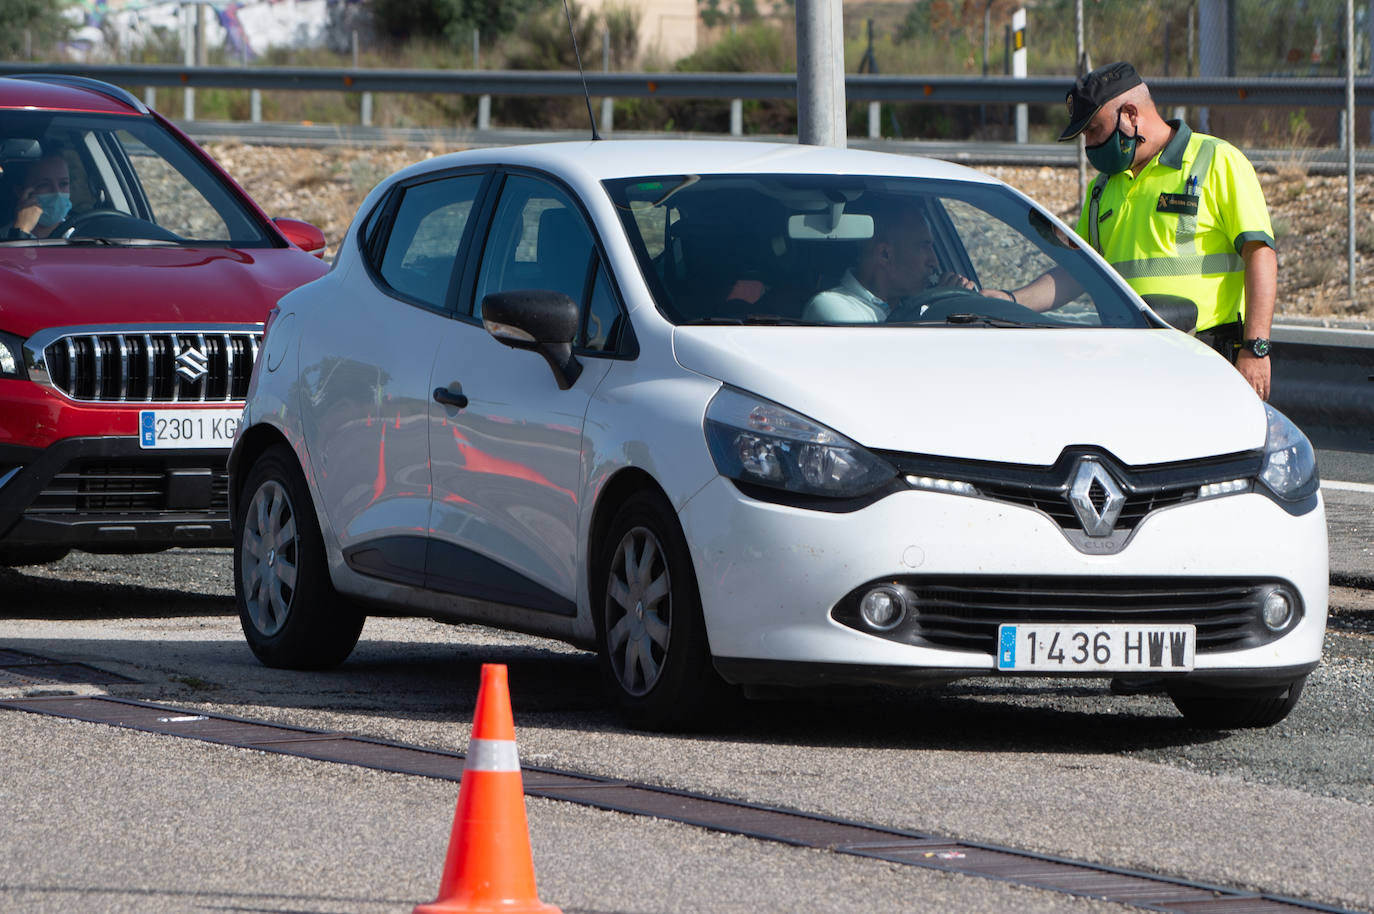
left=2, top=152, right=71, bottom=240
left=803, top=204, right=982, bottom=323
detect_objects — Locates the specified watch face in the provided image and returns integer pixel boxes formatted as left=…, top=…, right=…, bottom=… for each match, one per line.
left=1248, top=338, right=1272, bottom=357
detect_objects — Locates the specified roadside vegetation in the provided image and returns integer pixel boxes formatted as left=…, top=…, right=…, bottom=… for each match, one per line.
left=18, top=0, right=1360, bottom=146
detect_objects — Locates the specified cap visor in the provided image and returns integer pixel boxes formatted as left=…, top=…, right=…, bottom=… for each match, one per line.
left=1058, top=103, right=1101, bottom=141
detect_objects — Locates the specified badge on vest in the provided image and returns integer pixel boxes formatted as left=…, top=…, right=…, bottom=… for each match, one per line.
left=1156, top=193, right=1199, bottom=216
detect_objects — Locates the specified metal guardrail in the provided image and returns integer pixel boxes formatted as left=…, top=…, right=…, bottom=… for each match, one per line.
left=1271, top=329, right=1374, bottom=454
left=1, top=62, right=1372, bottom=107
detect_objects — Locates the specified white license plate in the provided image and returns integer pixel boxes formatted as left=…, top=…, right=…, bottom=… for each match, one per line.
left=996, top=623, right=1195, bottom=673
left=138, top=408, right=242, bottom=449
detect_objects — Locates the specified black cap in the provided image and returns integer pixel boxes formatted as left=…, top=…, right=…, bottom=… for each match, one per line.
left=1059, top=61, right=1143, bottom=142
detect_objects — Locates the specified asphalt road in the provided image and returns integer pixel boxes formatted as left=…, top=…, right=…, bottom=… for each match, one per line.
left=0, top=480, right=1370, bottom=914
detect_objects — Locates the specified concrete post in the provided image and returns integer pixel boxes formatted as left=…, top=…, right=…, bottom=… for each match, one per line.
left=796, top=0, right=846, bottom=147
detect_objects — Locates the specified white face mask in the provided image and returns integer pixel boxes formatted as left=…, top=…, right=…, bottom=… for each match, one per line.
left=34, top=192, right=72, bottom=225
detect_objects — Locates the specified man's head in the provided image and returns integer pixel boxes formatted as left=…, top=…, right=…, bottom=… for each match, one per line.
left=1060, top=62, right=1166, bottom=175
left=8, top=153, right=71, bottom=229
left=1060, top=61, right=1143, bottom=142
left=856, top=203, right=938, bottom=303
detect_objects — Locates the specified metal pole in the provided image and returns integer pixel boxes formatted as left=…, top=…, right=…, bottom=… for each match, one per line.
left=1013, top=8, right=1027, bottom=144
left=183, top=4, right=195, bottom=122
left=1348, top=0, right=1357, bottom=296
left=475, top=29, right=491, bottom=130
left=601, top=29, right=613, bottom=134
left=796, top=0, right=846, bottom=147
left=1076, top=0, right=1086, bottom=205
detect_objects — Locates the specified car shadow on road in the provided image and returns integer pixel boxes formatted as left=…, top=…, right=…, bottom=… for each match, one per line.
left=0, top=565, right=232, bottom=619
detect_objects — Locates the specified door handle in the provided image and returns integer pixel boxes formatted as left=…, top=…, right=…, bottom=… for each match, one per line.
left=433, top=386, right=469, bottom=409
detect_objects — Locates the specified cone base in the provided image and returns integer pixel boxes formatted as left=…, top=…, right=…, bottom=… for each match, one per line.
left=413, top=899, right=563, bottom=914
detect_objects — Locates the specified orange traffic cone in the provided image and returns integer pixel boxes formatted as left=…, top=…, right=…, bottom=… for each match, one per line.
left=414, top=664, right=562, bottom=914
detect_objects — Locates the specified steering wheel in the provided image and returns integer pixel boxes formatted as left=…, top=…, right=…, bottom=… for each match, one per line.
left=886, top=287, right=988, bottom=323
left=56, top=208, right=182, bottom=242
left=889, top=288, right=1054, bottom=325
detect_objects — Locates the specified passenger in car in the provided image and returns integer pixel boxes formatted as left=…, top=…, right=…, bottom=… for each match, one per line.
left=803, top=204, right=978, bottom=323
left=1, top=152, right=71, bottom=239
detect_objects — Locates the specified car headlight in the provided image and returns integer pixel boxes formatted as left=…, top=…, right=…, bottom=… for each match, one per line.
left=704, top=387, right=895, bottom=498
left=1258, top=404, right=1318, bottom=502
left=0, top=331, right=27, bottom=380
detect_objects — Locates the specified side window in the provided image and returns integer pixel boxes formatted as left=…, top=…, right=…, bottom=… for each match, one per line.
left=116, top=129, right=230, bottom=240
left=474, top=175, right=593, bottom=318
left=941, top=197, right=1087, bottom=308
left=583, top=263, right=621, bottom=352
left=376, top=173, right=484, bottom=310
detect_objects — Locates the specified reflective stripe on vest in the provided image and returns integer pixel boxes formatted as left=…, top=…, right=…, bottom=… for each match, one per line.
left=1111, top=251, right=1246, bottom=279
left=1174, top=137, right=1218, bottom=257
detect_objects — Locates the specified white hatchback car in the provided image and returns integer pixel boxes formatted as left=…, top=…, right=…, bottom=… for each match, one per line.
left=229, top=140, right=1326, bottom=730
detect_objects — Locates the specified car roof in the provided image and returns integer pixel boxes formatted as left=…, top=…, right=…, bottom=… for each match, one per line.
left=390, top=139, right=1002, bottom=187
left=0, top=75, right=146, bottom=116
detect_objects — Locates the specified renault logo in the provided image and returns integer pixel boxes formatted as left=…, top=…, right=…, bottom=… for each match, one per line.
left=1068, top=458, right=1125, bottom=537
left=175, top=344, right=209, bottom=382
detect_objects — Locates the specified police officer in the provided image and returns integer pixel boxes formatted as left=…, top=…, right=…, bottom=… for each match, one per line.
left=1001, top=62, right=1277, bottom=400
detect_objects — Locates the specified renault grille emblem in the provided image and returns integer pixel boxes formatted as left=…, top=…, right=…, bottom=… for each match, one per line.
left=1068, top=458, right=1125, bottom=537
left=174, top=344, right=209, bottom=382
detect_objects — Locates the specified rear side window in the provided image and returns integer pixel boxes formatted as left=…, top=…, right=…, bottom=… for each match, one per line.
left=375, top=174, right=484, bottom=310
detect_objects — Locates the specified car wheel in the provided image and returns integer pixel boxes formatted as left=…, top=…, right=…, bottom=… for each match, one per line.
left=234, top=443, right=364, bottom=669
left=1167, top=676, right=1307, bottom=729
left=596, top=490, right=727, bottom=730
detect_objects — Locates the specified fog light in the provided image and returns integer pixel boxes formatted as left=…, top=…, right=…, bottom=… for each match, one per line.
left=859, top=586, right=907, bottom=631
left=1261, top=589, right=1294, bottom=631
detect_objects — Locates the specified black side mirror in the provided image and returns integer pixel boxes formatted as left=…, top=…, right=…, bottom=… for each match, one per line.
left=1141, top=294, right=1198, bottom=334
left=481, top=290, right=583, bottom=390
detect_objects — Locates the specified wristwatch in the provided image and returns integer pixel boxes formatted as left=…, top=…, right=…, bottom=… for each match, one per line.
left=1242, top=338, right=1272, bottom=358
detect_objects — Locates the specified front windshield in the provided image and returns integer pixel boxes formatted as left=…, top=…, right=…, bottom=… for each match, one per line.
left=602, top=173, right=1147, bottom=329
left=0, top=110, right=271, bottom=245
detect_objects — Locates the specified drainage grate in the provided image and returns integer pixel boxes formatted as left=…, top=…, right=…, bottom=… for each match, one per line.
left=0, top=649, right=136, bottom=687
left=0, top=693, right=1361, bottom=914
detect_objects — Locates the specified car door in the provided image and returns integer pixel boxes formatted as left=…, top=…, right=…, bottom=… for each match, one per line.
left=299, top=169, right=487, bottom=584
left=427, top=171, right=621, bottom=614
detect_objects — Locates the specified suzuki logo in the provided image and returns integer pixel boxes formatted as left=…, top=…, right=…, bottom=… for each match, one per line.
left=174, top=344, right=209, bottom=383
left=1068, top=458, right=1125, bottom=537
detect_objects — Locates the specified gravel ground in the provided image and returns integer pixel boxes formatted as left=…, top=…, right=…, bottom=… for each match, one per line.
left=203, top=142, right=1374, bottom=323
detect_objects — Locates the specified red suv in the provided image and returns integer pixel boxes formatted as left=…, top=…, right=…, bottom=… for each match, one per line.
left=0, top=74, right=329, bottom=566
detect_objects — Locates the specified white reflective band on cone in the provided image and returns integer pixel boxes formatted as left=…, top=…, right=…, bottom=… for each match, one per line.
left=465, top=738, right=521, bottom=772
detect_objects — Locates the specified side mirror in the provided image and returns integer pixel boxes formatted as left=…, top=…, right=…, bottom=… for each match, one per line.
left=273, top=217, right=327, bottom=257
left=481, top=290, right=583, bottom=390
left=1142, top=294, right=1198, bottom=334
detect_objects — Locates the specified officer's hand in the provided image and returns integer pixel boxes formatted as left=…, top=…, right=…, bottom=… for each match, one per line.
left=1236, top=350, right=1271, bottom=401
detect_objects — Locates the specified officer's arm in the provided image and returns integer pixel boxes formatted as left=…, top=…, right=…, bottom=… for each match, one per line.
left=991, top=266, right=1082, bottom=312
left=1237, top=241, right=1277, bottom=400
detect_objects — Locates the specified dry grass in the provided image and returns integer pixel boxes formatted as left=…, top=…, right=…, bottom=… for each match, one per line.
left=212, top=144, right=1374, bottom=323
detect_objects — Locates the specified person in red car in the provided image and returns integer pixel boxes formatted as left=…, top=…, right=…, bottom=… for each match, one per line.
left=2, top=152, right=71, bottom=239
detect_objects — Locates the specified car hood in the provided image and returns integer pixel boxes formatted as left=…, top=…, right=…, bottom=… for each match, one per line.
left=0, top=246, right=328, bottom=337
left=672, top=326, right=1266, bottom=466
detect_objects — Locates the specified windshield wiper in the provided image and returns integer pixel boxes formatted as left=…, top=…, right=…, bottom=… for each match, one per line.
left=940, top=312, right=1058, bottom=328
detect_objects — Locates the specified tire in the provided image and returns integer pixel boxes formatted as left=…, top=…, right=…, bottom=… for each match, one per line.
left=233, top=443, right=364, bottom=669
left=1168, top=676, right=1307, bottom=729
left=595, top=490, right=729, bottom=730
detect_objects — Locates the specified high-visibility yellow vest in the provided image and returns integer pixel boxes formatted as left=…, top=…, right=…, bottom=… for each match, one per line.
left=1075, top=121, right=1274, bottom=333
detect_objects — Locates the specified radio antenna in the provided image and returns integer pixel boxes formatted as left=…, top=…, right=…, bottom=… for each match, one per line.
left=561, top=0, right=602, bottom=140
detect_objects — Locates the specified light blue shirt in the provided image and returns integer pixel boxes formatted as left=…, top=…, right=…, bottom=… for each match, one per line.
left=803, top=269, right=890, bottom=323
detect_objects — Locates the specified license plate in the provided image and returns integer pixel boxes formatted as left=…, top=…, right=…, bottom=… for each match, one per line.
left=996, top=624, right=1195, bottom=673
left=138, top=408, right=242, bottom=449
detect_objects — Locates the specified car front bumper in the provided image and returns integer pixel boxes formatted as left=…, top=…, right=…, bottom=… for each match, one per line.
left=678, top=477, right=1328, bottom=687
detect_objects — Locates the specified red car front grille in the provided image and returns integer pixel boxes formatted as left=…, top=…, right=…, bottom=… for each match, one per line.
left=42, top=331, right=261, bottom=402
